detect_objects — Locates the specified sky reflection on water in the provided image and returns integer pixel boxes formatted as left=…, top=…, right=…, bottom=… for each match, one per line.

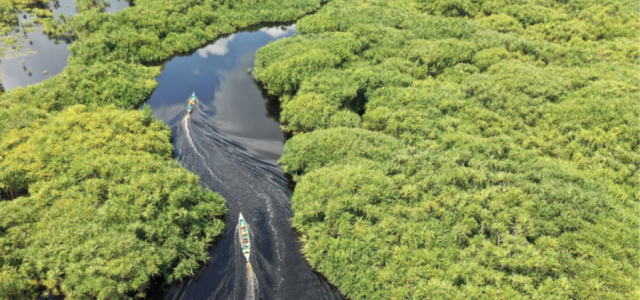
left=146, top=25, right=297, bottom=164
left=144, top=25, right=344, bottom=300
left=0, top=0, right=130, bottom=90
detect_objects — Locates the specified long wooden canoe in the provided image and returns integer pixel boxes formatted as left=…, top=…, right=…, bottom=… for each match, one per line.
left=187, top=92, right=197, bottom=114
left=238, top=213, right=251, bottom=261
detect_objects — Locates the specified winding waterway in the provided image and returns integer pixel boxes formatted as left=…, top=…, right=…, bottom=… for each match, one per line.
left=145, top=25, right=344, bottom=300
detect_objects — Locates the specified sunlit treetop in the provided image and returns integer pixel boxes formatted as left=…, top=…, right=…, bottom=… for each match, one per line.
left=254, top=0, right=639, bottom=298
left=0, top=105, right=227, bottom=298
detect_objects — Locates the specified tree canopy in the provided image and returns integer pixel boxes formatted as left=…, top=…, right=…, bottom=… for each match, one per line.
left=1, top=0, right=637, bottom=298
left=0, top=105, right=227, bottom=298
left=0, top=0, right=326, bottom=297
left=254, top=0, right=639, bottom=298
left=0, top=0, right=326, bottom=140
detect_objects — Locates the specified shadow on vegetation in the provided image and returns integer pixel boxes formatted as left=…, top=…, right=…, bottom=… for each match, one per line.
left=0, top=187, right=29, bottom=201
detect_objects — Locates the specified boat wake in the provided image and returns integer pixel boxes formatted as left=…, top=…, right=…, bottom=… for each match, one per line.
left=159, top=109, right=342, bottom=300
left=184, top=120, right=226, bottom=189
left=246, top=263, right=258, bottom=300
left=143, top=25, right=343, bottom=300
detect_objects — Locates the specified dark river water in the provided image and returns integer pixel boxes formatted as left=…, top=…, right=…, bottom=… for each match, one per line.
left=144, top=25, right=344, bottom=300
left=0, top=0, right=129, bottom=90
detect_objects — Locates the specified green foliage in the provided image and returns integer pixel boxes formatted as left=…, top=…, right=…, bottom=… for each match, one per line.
left=0, top=0, right=54, bottom=35
left=41, top=13, right=76, bottom=42
left=0, top=0, right=327, bottom=297
left=69, top=0, right=327, bottom=64
left=75, top=0, right=117, bottom=13
left=255, top=0, right=639, bottom=298
left=0, top=1, right=135, bottom=57
left=0, top=0, right=66, bottom=57
left=281, top=127, right=401, bottom=177
left=0, top=106, right=227, bottom=298
left=478, top=13, right=522, bottom=33
left=0, top=0, right=326, bottom=140
left=0, top=60, right=160, bottom=139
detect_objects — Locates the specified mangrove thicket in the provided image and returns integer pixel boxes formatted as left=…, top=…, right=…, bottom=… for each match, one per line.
left=0, top=0, right=326, bottom=297
left=254, top=0, right=639, bottom=298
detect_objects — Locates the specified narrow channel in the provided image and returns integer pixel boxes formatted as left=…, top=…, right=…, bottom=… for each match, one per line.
left=144, top=25, right=344, bottom=300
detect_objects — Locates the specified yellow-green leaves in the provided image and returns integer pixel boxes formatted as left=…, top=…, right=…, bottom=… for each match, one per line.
left=0, top=0, right=330, bottom=297
left=0, top=106, right=227, bottom=298
left=254, top=0, right=639, bottom=298
left=280, top=127, right=401, bottom=177
left=0, top=0, right=343, bottom=297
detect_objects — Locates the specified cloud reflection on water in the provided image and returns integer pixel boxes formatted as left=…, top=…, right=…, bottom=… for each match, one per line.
left=259, top=24, right=297, bottom=38
left=197, top=35, right=236, bottom=57
left=209, top=52, right=284, bottom=163
left=146, top=24, right=298, bottom=165
left=146, top=24, right=344, bottom=300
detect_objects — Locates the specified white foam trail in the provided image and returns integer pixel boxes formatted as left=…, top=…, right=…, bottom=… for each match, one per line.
left=247, top=184, right=285, bottom=295
left=232, top=226, right=241, bottom=300
left=246, top=263, right=258, bottom=300
left=184, top=120, right=227, bottom=188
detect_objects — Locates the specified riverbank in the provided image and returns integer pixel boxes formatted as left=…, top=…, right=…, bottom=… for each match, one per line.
left=1, top=0, right=638, bottom=298
left=254, top=0, right=639, bottom=298
left=0, top=0, right=326, bottom=298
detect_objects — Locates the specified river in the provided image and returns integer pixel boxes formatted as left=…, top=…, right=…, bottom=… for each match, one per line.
left=144, top=25, right=344, bottom=300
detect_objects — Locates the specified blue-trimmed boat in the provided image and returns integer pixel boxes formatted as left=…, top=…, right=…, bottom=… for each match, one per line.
left=238, top=213, right=251, bottom=261
left=187, top=92, right=197, bottom=114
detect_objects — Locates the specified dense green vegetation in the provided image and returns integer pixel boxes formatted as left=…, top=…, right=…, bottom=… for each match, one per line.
left=0, top=0, right=326, bottom=139
left=0, top=0, right=133, bottom=57
left=255, top=0, right=639, bottom=298
left=1, top=105, right=227, bottom=298
left=0, top=0, right=326, bottom=297
left=0, top=0, right=54, bottom=36
left=1, top=0, right=637, bottom=298
left=0, top=0, right=55, bottom=56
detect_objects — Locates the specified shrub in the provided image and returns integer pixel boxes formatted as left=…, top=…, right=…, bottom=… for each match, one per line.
left=0, top=0, right=327, bottom=296
left=0, top=106, right=227, bottom=298
left=255, top=0, right=639, bottom=298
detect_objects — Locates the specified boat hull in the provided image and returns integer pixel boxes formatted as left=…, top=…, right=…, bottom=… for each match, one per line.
left=238, top=213, right=251, bottom=261
left=187, top=93, right=197, bottom=114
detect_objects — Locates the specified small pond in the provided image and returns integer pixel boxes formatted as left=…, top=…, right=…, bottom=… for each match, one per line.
left=0, top=0, right=130, bottom=90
